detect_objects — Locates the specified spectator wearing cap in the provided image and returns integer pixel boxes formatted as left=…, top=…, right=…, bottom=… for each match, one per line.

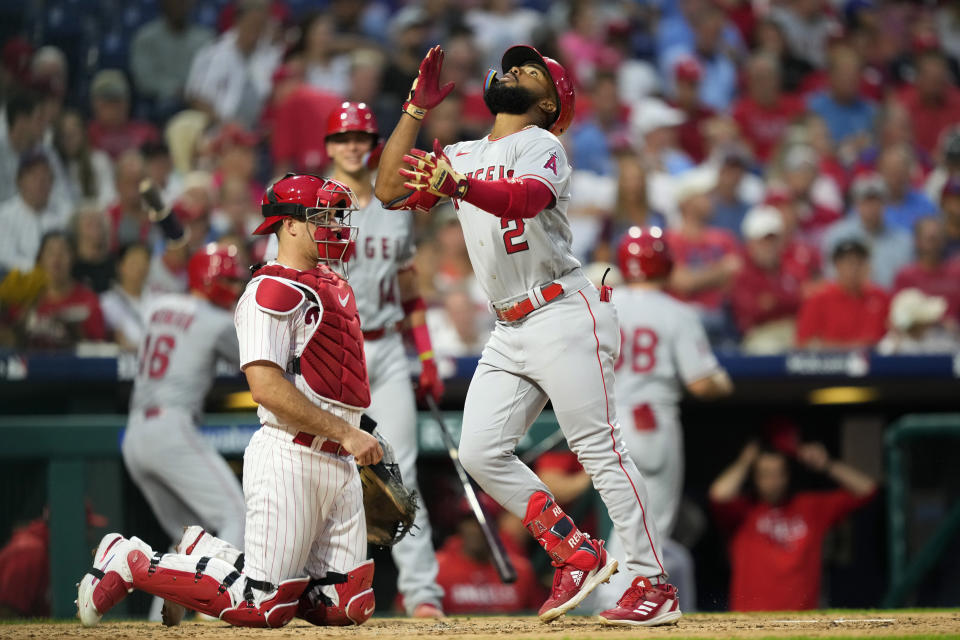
left=893, top=217, right=960, bottom=321
left=209, top=124, right=262, bottom=208
left=668, top=55, right=715, bottom=164
left=732, top=54, right=807, bottom=163
left=630, top=98, right=694, bottom=225
left=665, top=169, right=742, bottom=336
left=184, top=0, right=282, bottom=128
left=87, top=70, right=160, bottom=160
left=52, top=109, right=116, bottom=210
left=0, top=152, right=67, bottom=274
left=779, top=145, right=843, bottom=237
left=0, top=93, right=46, bottom=203
left=107, top=151, right=153, bottom=255
left=879, top=144, right=937, bottom=231
left=877, top=288, right=960, bottom=355
left=820, top=175, right=912, bottom=288
left=806, top=47, right=877, bottom=150
left=661, top=4, right=738, bottom=112
left=796, top=237, right=890, bottom=349
left=731, top=206, right=804, bottom=353
left=267, top=63, right=343, bottom=175
left=894, top=50, right=960, bottom=156
left=940, top=178, right=960, bottom=258
left=130, top=0, right=213, bottom=121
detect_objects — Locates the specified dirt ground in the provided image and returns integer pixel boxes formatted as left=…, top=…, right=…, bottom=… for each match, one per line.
left=2, top=612, right=958, bottom=640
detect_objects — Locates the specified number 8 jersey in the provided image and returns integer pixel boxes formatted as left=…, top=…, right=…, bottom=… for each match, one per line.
left=129, top=293, right=241, bottom=417
left=444, top=125, right=582, bottom=304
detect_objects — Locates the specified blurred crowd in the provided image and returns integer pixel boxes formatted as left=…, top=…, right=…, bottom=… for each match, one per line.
left=1, top=0, right=960, bottom=355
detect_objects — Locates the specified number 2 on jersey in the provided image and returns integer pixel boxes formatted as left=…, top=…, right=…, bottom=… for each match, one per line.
left=615, top=327, right=658, bottom=373
left=501, top=219, right=529, bottom=254
left=140, top=334, right=176, bottom=379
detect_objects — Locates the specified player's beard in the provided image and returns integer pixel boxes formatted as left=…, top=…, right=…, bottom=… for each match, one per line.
left=483, top=80, right=539, bottom=115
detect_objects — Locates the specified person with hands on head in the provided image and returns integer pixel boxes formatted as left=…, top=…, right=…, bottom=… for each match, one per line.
left=324, top=101, right=446, bottom=618
left=709, top=438, right=877, bottom=611
left=375, top=44, right=681, bottom=628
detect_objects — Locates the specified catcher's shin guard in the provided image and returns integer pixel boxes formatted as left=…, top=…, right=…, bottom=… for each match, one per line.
left=220, top=577, right=311, bottom=628
left=297, top=559, right=375, bottom=626
left=126, top=546, right=239, bottom=619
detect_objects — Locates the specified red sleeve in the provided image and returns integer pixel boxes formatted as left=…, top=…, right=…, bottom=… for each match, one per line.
left=535, top=451, right=582, bottom=474
left=795, top=294, right=823, bottom=345
left=81, top=289, right=107, bottom=341
left=805, top=489, right=876, bottom=530
left=463, top=177, right=554, bottom=220
left=710, top=496, right=753, bottom=533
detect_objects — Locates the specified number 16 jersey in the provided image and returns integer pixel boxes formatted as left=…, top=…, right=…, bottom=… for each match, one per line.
left=444, top=125, right=582, bottom=304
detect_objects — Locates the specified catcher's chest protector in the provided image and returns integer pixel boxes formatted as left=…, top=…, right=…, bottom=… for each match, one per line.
left=254, top=264, right=371, bottom=408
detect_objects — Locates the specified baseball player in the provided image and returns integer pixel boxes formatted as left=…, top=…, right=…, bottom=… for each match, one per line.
left=375, top=44, right=680, bottom=626
left=78, top=175, right=384, bottom=628
left=324, top=101, right=445, bottom=618
left=592, top=226, right=733, bottom=612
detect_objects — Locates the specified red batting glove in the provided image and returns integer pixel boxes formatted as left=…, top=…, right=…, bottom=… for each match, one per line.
left=417, top=357, right=444, bottom=403
left=399, top=139, right=468, bottom=201
left=402, top=46, right=456, bottom=120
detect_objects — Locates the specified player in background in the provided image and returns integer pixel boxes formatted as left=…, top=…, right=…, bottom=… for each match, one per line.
left=591, top=226, right=733, bottom=612
left=375, top=44, right=680, bottom=626
left=121, top=242, right=247, bottom=621
left=325, top=101, right=445, bottom=618
left=78, top=176, right=384, bottom=629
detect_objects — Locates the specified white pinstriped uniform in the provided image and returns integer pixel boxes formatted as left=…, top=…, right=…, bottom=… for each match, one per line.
left=441, top=126, right=668, bottom=582
left=233, top=267, right=367, bottom=590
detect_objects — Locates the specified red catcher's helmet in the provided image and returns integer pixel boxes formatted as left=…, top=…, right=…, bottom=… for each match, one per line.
left=501, top=45, right=575, bottom=136
left=617, top=226, right=673, bottom=282
left=325, top=101, right=379, bottom=138
left=255, top=173, right=359, bottom=266
left=188, top=243, right=246, bottom=309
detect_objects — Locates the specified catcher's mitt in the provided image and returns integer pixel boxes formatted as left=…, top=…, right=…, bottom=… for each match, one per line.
left=358, top=415, right=418, bottom=547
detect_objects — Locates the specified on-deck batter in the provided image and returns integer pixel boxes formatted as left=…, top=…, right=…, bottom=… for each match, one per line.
left=324, top=101, right=446, bottom=618
left=375, top=44, right=680, bottom=626
left=77, top=176, right=384, bottom=629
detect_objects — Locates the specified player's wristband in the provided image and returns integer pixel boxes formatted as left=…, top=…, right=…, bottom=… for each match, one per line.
left=402, top=296, right=427, bottom=315
left=401, top=101, right=427, bottom=120
left=406, top=323, right=434, bottom=362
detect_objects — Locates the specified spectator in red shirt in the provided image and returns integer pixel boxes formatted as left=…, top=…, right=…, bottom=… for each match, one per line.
left=86, top=70, right=160, bottom=160
left=779, top=145, right=843, bottom=238
left=106, top=150, right=152, bottom=252
left=895, top=50, right=960, bottom=157
left=765, top=186, right=824, bottom=285
left=893, top=217, right=960, bottom=320
left=20, top=231, right=107, bottom=349
left=435, top=497, right=543, bottom=615
left=0, top=518, right=49, bottom=617
left=731, top=206, right=804, bottom=353
left=666, top=170, right=742, bottom=312
left=796, top=238, right=890, bottom=349
left=709, top=440, right=877, bottom=611
left=733, top=53, right=806, bottom=163
left=268, top=62, right=344, bottom=175
left=669, top=55, right=714, bottom=164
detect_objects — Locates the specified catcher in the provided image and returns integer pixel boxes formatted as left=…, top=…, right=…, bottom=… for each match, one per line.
left=77, top=174, right=416, bottom=628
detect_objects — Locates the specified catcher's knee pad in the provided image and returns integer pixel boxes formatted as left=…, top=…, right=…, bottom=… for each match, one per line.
left=221, top=577, right=311, bottom=628
left=126, top=547, right=239, bottom=619
left=298, top=559, right=375, bottom=626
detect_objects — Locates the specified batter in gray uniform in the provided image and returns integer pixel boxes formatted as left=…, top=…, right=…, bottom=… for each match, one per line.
left=123, top=244, right=247, bottom=548
left=376, top=44, right=681, bottom=627
left=325, top=102, right=445, bottom=618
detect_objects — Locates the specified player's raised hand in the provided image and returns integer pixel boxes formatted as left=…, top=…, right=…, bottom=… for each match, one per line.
left=342, top=428, right=384, bottom=466
left=399, top=139, right=467, bottom=200
left=402, top=45, right=455, bottom=120
left=796, top=442, right=830, bottom=472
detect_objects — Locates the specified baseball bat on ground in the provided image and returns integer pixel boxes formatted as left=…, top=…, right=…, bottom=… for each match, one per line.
left=424, top=396, right=518, bottom=584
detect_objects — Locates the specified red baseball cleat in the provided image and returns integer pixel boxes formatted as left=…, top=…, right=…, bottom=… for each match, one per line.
left=538, top=538, right=618, bottom=622
left=598, top=576, right=682, bottom=626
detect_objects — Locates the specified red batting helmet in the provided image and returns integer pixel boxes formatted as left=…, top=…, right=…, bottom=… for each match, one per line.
left=188, top=243, right=246, bottom=309
left=617, top=226, right=673, bottom=282
left=255, top=173, right=358, bottom=266
left=325, top=101, right=379, bottom=138
left=501, top=45, right=575, bottom=136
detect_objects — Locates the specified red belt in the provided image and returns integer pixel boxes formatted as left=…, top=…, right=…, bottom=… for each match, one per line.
left=362, top=321, right=403, bottom=341
left=292, top=431, right=352, bottom=457
left=494, top=283, right=564, bottom=322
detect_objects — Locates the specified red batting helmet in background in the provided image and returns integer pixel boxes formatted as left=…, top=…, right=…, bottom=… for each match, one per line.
left=325, top=101, right=379, bottom=138
left=617, top=226, right=673, bottom=282
left=501, top=45, right=575, bottom=136
left=188, top=243, right=246, bottom=309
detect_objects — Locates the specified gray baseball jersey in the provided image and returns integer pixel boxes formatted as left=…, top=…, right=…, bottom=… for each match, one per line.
left=348, top=197, right=415, bottom=331
left=444, top=126, right=585, bottom=304
left=129, top=293, right=240, bottom=416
